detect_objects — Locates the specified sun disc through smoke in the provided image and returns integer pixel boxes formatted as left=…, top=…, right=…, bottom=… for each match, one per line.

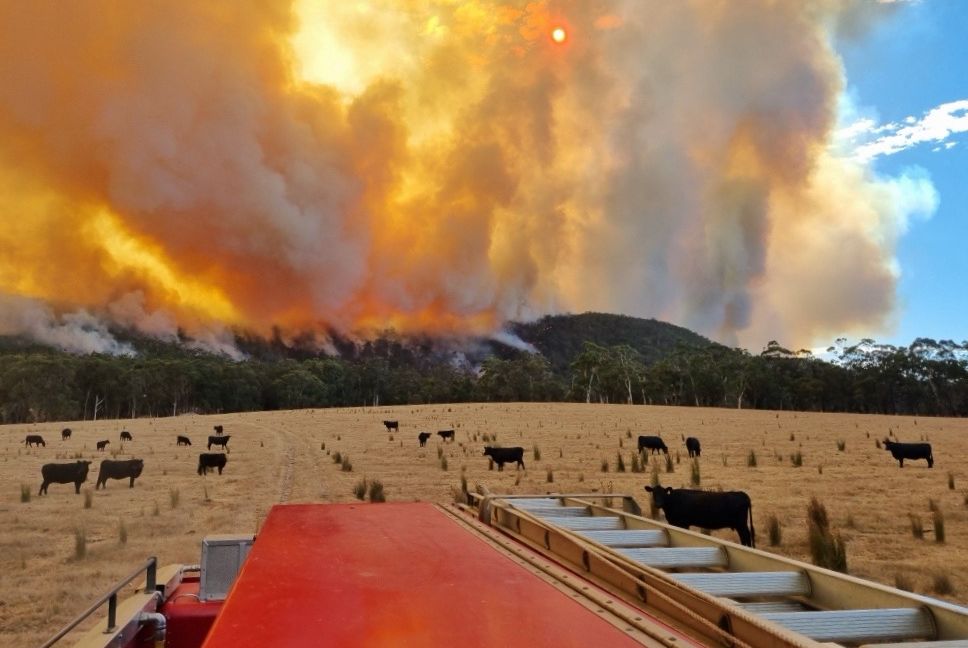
left=551, top=27, right=566, bottom=44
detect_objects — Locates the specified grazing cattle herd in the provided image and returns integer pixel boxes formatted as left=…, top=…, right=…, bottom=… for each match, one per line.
left=23, top=426, right=233, bottom=495
left=18, top=419, right=946, bottom=553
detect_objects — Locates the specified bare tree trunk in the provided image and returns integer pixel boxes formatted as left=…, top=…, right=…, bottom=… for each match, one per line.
left=93, top=395, right=104, bottom=422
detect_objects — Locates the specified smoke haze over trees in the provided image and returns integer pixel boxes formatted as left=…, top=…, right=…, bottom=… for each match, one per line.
left=1, top=313, right=965, bottom=424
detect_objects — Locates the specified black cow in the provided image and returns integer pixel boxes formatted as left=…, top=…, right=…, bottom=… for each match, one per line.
left=213, top=425, right=223, bottom=435
left=62, top=428, right=72, bottom=441
left=39, top=461, right=91, bottom=495
left=96, top=440, right=110, bottom=451
left=483, top=446, right=525, bottom=471
left=177, top=435, right=192, bottom=446
left=383, top=420, right=399, bottom=432
left=437, top=430, right=455, bottom=442
left=638, top=435, right=668, bottom=455
left=198, top=453, right=228, bottom=475
left=645, top=486, right=755, bottom=547
left=685, top=437, right=701, bottom=458
left=418, top=432, right=431, bottom=447
left=96, top=459, right=144, bottom=489
left=883, top=439, right=933, bottom=468
left=120, top=430, right=133, bottom=442
left=25, top=435, right=46, bottom=447
left=208, top=435, right=231, bottom=452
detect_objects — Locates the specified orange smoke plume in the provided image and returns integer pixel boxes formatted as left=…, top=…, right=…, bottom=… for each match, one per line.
left=0, top=1, right=935, bottom=351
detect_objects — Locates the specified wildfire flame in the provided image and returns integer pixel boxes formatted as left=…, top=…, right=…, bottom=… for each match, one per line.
left=0, top=1, right=935, bottom=352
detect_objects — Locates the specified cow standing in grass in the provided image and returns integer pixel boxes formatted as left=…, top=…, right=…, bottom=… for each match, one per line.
left=383, top=420, right=399, bottom=432
left=883, top=439, right=933, bottom=468
left=638, top=436, right=668, bottom=455
left=97, top=440, right=110, bottom=451
left=39, top=461, right=91, bottom=495
left=417, top=432, right=431, bottom=447
left=645, top=485, right=755, bottom=547
left=96, top=459, right=144, bottom=489
left=208, top=435, right=231, bottom=452
left=213, top=425, right=223, bottom=435
left=437, top=430, right=455, bottom=442
left=62, top=428, right=72, bottom=441
left=120, top=431, right=133, bottom=442
left=483, top=446, right=525, bottom=471
left=198, top=453, right=228, bottom=475
left=25, top=435, right=45, bottom=447
left=177, top=435, right=192, bottom=446
left=685, top=437, right=701, bottom=458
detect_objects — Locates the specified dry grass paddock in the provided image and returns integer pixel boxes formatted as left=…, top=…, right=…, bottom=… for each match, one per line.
left=1, top=403, right=967, bottom=646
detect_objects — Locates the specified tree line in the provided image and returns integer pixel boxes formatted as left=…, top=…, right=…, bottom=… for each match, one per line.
left=0, top=335, right=966, bottom=424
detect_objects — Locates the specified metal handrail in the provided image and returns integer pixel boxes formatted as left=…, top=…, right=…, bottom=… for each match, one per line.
left=40, top=556, right=158, bottom=648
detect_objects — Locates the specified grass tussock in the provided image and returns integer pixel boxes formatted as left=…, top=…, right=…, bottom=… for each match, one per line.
left=532, top=445, right=541, bottom=461
left=747, top=450, right=757, bottom=467
left=948, top=472, right=955, bottom=490
left=836, top=439, right=846, bottom=452
left=439, top=455, right=448, bottom=471
left=932, top=573, right=955, bottom=596
left=73, top=528, right=87, bottom=560
left=791, top=451, right=803, bottom=467
left=332, top=451, right=342, bottom=464
left=341, top=456, right=353, bottom=472
left=546, top=468, right=554, bottom=483
left=909, top=513, right=924, bottom=539
left=368, top=480, right=386, bottom=503
left=20, top=483, right=30, bottom=503
left=84, top=489, right=93, bottom=509
left=169, top=488, right=180, bottom=509
left=689, top=458, right=701, bottom=487
left=353, top=478, right=367, bottom=500
left=875, top=438, right=882, bottom=449
left=933, top=509, right=945, bottom=544
left=928, top=498, right=940, bottom=513
left=616, top=452, right=626, bottom=473
left=600, top=457, right=609, bottom=473
left=807, top=497, right=847, bottom=572
left=118, top=519, right=128, bottom=545
left=894, top=573, right=914, bottom=592
left=630, top=452, right=642, bottom=473
left=664, top=453, right=674, bottom=473
left=767, top=514, right=782, bottom=546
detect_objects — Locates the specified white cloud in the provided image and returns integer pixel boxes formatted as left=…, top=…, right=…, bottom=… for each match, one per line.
left=837, top=99, right=968, bottom=161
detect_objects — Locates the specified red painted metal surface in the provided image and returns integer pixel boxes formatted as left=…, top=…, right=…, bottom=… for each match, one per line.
left=154, top=577, right=223, bottom=648
left=203, top=503, right=651, bottom=647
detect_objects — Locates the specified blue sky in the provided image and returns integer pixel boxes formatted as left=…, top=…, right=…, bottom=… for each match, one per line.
left=835, top=1, right=968, bottom=346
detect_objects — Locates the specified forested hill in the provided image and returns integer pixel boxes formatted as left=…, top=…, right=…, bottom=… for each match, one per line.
left=510, top=313, right=717, bottom=373
left=1, top=313, right=966, bottom=423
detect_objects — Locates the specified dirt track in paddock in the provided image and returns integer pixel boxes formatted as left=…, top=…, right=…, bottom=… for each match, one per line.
left=1, top=403, right=966, bottom=647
